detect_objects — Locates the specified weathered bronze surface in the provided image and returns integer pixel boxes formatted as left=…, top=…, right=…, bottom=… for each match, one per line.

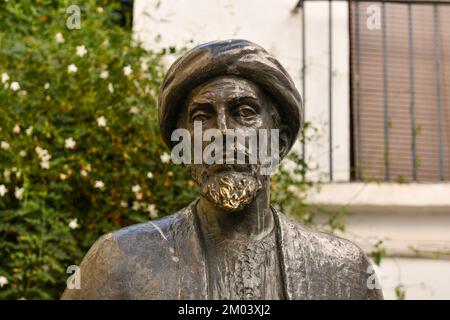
left=62, top=39, right=383, bottom=300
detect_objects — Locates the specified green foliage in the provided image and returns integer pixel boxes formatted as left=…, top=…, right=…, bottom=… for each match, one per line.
left=369, top=240, right=387, bottom=266
left=0, top=1, right=313, bottom=299
left=0, top=0, right=198, bottom=299
left=394, top=284, right=406, bottom=300
left=271, top=149, right=313, bottom=224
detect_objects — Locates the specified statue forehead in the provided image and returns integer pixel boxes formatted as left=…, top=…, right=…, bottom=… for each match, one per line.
left=187, top=75, right=264, bottom=103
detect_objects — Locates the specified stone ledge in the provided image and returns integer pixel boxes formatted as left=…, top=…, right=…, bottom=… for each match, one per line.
left=305, top=182, right=450, bottom=259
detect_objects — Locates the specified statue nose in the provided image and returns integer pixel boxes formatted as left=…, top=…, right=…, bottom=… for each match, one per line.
left=217, top=108, right=228, bottom=133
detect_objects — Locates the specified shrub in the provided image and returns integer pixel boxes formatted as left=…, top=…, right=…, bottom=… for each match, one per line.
left=0, top=0, right=311, bottom=299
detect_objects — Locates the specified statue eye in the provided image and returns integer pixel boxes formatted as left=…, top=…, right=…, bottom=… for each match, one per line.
left=192, top=112, right=209, bottom=123
left=236, top=105, right=257, bottom=118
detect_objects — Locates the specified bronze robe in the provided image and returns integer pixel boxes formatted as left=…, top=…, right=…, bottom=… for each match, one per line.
left=62, top=201, right=383, bottom=300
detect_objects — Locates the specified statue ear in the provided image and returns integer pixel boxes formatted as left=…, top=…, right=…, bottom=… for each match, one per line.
left=279, top=124, right=291, bottom=159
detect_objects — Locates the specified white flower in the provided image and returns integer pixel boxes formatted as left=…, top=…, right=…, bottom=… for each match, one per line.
left=0, top=185, right=8, bottom=197
left=40, top=161, right=50, bottom=169
left=67, top=64, right=78, bottom=73
left=94, top=180, right=105, bottom=189
left=60, top=173, right=68, bottom=180
left=10, top=82, right=20, bottom=91
left=132, top=201, right=140, bottom=211
left=132, top=185, right=141, bottom=193
left=129, top=107, right=139, bottom=114
left=68, top=218, right=79, bottom=230
left=0, top=275, right=8, bottom=288
left=140, top=58, right=149, bottom=72
left=1, top=141, right=10, bottom=150
left=19, top=150, right=27, bottom=157
left=65, top=137, right=76, bottom=149
left=36, top=146, right=51, bottom=170
left=100, top=70, right=109, bottom=79
left=35, top=146, right=44, bottom=156
left=123, top=65, right=132, bottom=76
left=1, top=72, right=9, bottom=83
left=76, top=45, right=87, bottom=57
left=14, top=187, right=24, bottom=200
left=147, top=172, right=153, bottom=179
left=16, top=170, right=21, bottom=178
left=25, top=126, right=33, bottom=136
left=97, top=7, right=104, bottom=13
left=35, top=146, right=51, bottom=162
left=147, top=204, right=158, bottom=219
left=80, top=170, right=88, bottom=177
left=120, top=200, right=128, bottom=208
left=160, top=152, right=171, bottom=164
left=13, top=125, right=21, bottom=134
left=97, top=116, right=107, bottom=127
left=288, top=185, right=297, bottom=193
left=55, top=32, right=65, bottom=43
left=44, top=83, right=50, bottom=90
left=107, top=83, right=114, bottom=93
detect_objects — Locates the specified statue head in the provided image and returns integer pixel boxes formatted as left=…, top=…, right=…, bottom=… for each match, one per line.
left=158, top=39, right=303, bottom=212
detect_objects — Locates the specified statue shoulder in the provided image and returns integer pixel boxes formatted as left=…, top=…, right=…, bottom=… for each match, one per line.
left=61, top=206, right=192, bottom=299
left=277, top=212, right=383, bottom=299
left=112, top=209, right=187, bottom=248
left=278, top=212, right=365, bottom=263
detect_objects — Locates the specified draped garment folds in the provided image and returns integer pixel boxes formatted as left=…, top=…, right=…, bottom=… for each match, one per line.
left=62, top=201, right=383, bottom=300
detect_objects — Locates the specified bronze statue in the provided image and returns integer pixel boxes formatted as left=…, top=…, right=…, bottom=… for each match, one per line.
left=62, top=39, right=383, bottom=300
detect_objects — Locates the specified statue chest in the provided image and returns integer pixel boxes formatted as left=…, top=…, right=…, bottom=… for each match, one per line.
left=203, top=229, right=285, bottom=300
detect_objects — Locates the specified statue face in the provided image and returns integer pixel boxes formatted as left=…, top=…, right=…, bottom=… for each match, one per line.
left=178, top=75, right=280, bottom=212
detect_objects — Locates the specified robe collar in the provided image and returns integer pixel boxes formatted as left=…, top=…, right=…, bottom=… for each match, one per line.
left=176, top=200, right=305, bottom=299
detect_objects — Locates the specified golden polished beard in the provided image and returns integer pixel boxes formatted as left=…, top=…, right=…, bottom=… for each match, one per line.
left=189, top=165, right=263, bottom=212
left=203, top=172, right=262, bottom=212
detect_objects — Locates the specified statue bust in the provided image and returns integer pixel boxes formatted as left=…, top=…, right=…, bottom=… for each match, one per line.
left=62, top=39, right=383, bottom=300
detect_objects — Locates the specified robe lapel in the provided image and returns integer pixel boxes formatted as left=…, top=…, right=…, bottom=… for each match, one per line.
left=272, top=207, right=309, bottom=300
left=171, top=202, right=209, bottom=299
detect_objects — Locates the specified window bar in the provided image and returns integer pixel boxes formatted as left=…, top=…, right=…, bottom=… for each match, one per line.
left=381, top=2, right=390, bottom=181
left=301, top=0, right=307, bottom=181
left=407, top=3, right=417, bottom=181
left=329, top=0, right=334, bottom=181
left=354, top=0, right=362, bottom=180
left=433, top=4, right=445, bottom=181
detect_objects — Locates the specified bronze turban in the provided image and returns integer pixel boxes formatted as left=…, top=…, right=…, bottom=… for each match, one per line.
left=158, top=39, right=303, bottom=152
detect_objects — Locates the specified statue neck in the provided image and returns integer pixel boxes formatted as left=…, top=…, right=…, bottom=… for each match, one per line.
left=195, top=181, right=274, bottom=241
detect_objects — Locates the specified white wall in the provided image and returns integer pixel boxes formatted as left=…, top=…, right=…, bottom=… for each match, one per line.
left=303, top=1, right=350, bottom=182
left=308, top=182, right=450, bottom=299
left=133, top=0, right=303, bottom=88
left=380, top=257, right=450, bottom=300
